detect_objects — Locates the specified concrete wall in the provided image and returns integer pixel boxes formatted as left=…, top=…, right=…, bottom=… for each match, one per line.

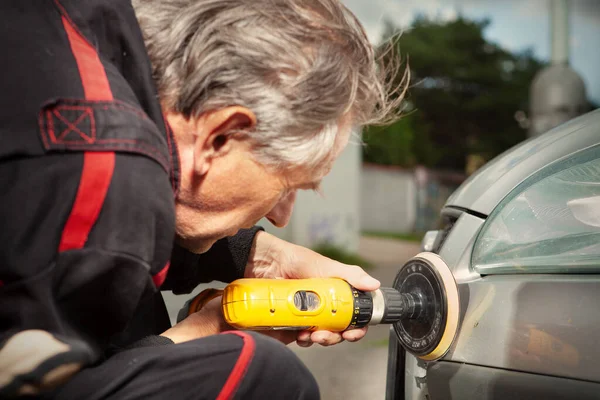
left=361, top=164, right=466, bottom=234
left=260, top=140, right=361, bottom=252
left=360, top=164, right=417, bottom=233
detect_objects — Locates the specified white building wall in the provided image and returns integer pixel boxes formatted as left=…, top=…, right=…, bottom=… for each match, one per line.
left=360, top=165, right=417, bottom=234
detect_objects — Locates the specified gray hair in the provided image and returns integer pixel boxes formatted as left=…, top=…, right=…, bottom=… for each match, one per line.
left=132, top=0, right=408, bottom=170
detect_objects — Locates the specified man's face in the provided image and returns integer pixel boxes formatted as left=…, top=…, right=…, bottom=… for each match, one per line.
left=173, top=115, right=352, bottom=253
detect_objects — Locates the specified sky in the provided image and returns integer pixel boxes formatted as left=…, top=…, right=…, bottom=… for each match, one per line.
left=342, top=0, right=600, bottom=104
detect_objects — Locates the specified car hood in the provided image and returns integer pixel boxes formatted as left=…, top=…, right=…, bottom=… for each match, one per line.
left=446, top=109, right=600, bottom=216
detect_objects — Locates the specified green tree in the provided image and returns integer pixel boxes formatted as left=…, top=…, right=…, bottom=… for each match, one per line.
left=364, top=16, right=546, bottom=171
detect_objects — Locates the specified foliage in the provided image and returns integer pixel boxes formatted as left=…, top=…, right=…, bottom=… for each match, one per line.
left=362, top=231, right=424, bottom=243
left=363, top=15, right=546, bottom=171
left=362, top=111, right=440, bottom=167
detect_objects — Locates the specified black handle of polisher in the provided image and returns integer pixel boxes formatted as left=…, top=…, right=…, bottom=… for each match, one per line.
left=368, top=287, right=424, bottom=326
left=379, top=287, right=423, bottom=323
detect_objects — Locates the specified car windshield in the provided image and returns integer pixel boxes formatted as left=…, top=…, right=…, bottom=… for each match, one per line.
left=473, top=145, right=600, bottom=274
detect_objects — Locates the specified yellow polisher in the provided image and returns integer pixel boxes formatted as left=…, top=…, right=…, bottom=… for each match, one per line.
left=182, top=252, right=460, bottom=361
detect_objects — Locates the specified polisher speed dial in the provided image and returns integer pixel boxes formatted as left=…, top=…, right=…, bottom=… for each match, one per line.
left=391, top=252, right=460, bottom=361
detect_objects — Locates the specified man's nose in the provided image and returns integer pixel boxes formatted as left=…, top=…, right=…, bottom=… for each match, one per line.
left=266, top=191, right=296, bottom=228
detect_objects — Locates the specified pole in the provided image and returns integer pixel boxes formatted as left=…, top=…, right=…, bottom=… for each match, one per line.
left=550, top=0, right=569, bottom=65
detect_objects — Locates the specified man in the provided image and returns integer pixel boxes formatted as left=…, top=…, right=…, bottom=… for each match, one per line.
left=0, top=0, right=405, bottom=398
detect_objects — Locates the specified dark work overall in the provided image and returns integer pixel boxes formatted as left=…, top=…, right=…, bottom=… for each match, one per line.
left=0, top=1, right=318, bottom=398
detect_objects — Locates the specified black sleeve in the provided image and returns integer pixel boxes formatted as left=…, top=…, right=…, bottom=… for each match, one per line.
left=0, top=1, right=179, bottom=395
left=120, top=226, right=265, bottom=351
left=163, top=226, right=264, bottom=294
left=124, top=335, right=174, bottom=349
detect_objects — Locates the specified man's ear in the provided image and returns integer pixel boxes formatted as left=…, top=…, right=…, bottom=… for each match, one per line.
left=193, top=106, right=257, bottom=176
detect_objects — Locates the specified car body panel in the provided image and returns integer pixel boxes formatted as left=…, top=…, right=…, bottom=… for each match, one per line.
left=404, top=350, right=428, bottom=400
left=428, top=362, right=600, bottom=400
left=445, top=275, right=600, bottom=382
left=446, top=109, right=600, bottom=216
left=387, top=110, right=600, bottom=399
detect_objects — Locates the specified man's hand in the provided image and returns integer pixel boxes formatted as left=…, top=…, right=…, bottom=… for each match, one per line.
left=160, top=296, right=231, bottom=344
left=245, top=231, right=380, bottom=347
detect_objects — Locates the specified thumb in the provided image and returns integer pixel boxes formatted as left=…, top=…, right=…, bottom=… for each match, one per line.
left=324, top=262, right=380, bottom=292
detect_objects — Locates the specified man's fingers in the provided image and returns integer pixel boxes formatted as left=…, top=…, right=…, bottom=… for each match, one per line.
left=325, top=263, right=380, bottom=292
left=296, top=331, right=314, bottom=348
left=296, top=328, right=367, bottom=346
left=297, top=331, right=312, bottom=342
left=310, top=330, right=344, bottom=346
left=342, top=327, right=368, bottom=342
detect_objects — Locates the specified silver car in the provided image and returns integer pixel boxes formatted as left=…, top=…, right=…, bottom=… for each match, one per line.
left=385, top=109, right=600, bottom=399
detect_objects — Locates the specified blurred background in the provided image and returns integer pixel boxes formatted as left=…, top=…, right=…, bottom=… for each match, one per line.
left=163, top=1, right=600, bottom=398
left=260, top=0, right=599, bottom=257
